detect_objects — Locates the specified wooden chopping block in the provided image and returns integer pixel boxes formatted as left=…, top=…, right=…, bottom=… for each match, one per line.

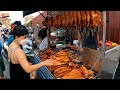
left=82, top=47, right=102, bottom=73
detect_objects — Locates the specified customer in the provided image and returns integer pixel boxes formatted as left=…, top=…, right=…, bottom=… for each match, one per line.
left=8, top=21, right=22, bottom=46
left=38, top=27, right=48, bottom=50
left=0, top=22, right=4, bottom=46
left=8, top=25, right=53, bottom=79
left=0, top=41, right=5, bottom=79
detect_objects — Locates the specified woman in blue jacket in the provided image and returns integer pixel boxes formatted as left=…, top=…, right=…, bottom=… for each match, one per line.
left=0, top=41, right=5, bottom=79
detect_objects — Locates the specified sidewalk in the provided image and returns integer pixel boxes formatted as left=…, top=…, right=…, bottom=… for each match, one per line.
left=2, top=54, right=10, bottom=79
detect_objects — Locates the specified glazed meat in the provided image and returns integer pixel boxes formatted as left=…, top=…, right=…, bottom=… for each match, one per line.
left=62, top=69, right=84, bottom=79
left=54, top=66, right=72, bottom=78
left=79, top=65, right=89, bottom=78
left=39, top=48, right=95, bottom=79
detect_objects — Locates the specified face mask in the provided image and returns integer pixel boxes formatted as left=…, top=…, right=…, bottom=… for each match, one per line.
left=0, top=28, right=2, bottom=31
left=20, top=39, right=28, bottom=46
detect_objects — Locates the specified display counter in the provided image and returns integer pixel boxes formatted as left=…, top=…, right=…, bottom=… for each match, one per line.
left=34, top=45, right=120, bottom=79
left=33, top=51, right=55, bottom=79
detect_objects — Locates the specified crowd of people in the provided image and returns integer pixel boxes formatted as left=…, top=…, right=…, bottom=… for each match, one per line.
left=0, top=20, right=54, bottom=79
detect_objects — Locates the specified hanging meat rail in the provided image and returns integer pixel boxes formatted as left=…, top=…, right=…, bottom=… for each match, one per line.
left=46, top=11, right=101, bottom=45
left=47, top=11, right=101, bottom=29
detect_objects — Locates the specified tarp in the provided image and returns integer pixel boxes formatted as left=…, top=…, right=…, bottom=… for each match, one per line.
left=23, top=11, right=37, bottom=17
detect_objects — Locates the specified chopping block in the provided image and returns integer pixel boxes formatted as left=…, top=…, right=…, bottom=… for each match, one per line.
left=82, top=47, right=102, bottom=73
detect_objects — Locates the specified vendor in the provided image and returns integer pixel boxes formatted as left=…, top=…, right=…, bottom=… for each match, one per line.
left=82, top=27, right=99, bottom=50
left=38, top=27, right=48, bottom=50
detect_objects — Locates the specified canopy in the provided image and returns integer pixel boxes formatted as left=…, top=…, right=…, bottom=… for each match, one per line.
left=23, top=11, right=37, bottom=17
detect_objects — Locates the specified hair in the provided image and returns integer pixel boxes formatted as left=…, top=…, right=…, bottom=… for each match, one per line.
left=13, top=21, right=22, bottom=26
left=0, top=22, right=2, bottom=25
left=38, top=28, right=47, bottom=40
left=11, top=25, right=28, bottom=38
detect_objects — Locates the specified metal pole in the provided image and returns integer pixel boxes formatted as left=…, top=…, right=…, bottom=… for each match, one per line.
left=106, top=11, right=109, bottom=41
left=38, top=11, right=46, bottom=19
left=98, top=11, right=107, bottom=77
left=47, top=12, right=50, bottom=47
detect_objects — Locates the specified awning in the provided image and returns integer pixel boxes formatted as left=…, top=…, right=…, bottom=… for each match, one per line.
left=24, top=19, right=33, bottom=25
left=23, top=11, right=37, bottom=17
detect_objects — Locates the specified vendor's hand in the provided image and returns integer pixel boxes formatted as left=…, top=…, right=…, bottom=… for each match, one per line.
left=42, top=59, right=53, bottom=66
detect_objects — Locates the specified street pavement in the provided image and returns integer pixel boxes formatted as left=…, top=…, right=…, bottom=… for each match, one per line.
left=2, top=54, right=10, bottom=79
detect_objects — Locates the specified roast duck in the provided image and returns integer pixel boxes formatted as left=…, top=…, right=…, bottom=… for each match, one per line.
left=39, top=48, right=95, bottom=79
left=47, top=11, right=101, bottom=29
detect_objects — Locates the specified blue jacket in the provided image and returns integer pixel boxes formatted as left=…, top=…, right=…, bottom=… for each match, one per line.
left=0, top=41, right=2, bottom=54
left=0, top=41, right=5, bottom=72
left=8, top=36, right=14, bottom=46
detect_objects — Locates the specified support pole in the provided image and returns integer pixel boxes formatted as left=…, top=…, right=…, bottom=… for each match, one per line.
left=106, top=11, right=109, bottom=41
left=38, top=11, right=45, bottom=19
left=46, top=12, right=50, bottom=48
left=98, top=11, right=107, bottom=77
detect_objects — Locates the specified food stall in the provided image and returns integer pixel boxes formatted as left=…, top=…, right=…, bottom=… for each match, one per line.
left=1, top=11, right=119, bottom=79
left=31, top=11, right=120, bottom=79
